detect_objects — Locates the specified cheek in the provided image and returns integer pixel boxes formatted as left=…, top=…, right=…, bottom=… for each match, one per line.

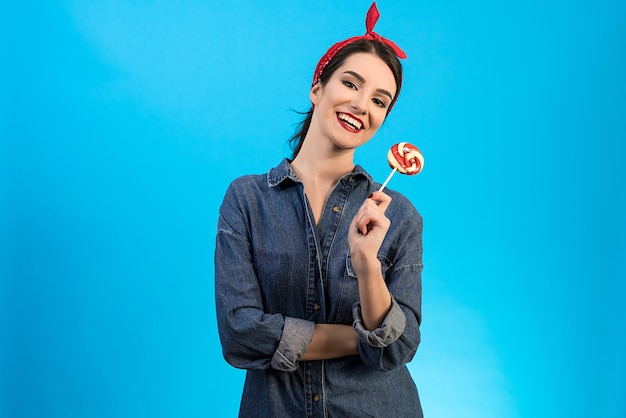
left=370, top=112, right=387, bottom=130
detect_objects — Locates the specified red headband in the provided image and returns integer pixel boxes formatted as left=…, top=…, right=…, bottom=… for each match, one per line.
left=312, top=2, right=407, bottom=87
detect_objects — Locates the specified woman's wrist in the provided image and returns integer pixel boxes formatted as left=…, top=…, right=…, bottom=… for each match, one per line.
left=351, top=253, right=382, bottom=280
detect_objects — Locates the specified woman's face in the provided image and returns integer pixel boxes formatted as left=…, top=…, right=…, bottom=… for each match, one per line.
left=309, top=52, right=397, bottom=151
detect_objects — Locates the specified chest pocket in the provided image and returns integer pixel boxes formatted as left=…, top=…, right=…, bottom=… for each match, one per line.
left=332, top=252, right=393, bottom=324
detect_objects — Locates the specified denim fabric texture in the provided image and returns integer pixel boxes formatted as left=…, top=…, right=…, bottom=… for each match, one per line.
left=215, top=159, right=423, bottom=417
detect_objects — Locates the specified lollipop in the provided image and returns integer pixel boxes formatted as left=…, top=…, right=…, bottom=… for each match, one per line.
left=379, top=142, right=424, bottom=191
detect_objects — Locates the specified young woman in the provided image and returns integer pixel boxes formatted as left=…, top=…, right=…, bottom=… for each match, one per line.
left=215, top=3, right=423, bottom=416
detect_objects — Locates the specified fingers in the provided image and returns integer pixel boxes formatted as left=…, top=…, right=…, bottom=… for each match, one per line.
left=367, top=191, right=392, bottom=213
left=352, top=193, right=391, bottom=236
left=348, top=191, right=393, bottom=261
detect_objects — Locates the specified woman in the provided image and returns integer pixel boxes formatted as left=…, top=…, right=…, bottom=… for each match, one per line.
left=215, top=3, right=423, bottom=416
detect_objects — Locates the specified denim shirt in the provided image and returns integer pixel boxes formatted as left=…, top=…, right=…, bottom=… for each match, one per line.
left=215, top=159, right=423, bottom=417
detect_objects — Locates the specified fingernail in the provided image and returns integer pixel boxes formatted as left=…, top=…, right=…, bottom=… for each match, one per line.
left=367, top=193, right=374, bottom=198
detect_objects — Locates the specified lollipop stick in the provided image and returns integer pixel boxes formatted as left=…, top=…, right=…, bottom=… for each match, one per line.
left=378, top=168, right=397, bottom=192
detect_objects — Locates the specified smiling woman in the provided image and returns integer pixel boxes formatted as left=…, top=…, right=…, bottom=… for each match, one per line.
left=308, top=53, right=396, bottom=144
left=214, top=3, right=425, bottom=417
left=4, top=0, right=624, bottom=417
left=289, top=37, right=404, bottom=159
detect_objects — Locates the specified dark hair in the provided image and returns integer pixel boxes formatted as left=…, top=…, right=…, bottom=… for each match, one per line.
left=288, top=39, right=403, bottom=159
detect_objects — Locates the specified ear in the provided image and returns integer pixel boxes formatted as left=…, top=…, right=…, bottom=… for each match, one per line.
left=309, top=82, right=322, bottom=105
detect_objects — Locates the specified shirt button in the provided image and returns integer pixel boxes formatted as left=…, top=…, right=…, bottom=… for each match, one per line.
left=313, top=302, right=321, bottom=311
left=313, top=394, right=320, bottom=402
left=332, top=205, right=341, bottom=213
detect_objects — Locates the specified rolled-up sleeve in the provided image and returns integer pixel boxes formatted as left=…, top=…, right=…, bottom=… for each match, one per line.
left=352, top=297, right=406, bottom=347
left=354, top=262, right=422, bottom=372
left=271, top=317, right=315, bottom=371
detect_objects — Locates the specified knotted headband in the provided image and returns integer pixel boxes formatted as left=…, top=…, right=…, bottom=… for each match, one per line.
left=311, top=2, right=407, bottom=87
left=311, top=2, right=406, bottom=114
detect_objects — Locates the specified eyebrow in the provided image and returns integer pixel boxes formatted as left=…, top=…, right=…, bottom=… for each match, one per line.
left=343, top=70, right=394, bottom=100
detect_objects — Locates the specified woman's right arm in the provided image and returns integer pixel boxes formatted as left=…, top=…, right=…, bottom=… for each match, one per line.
left=215, top=223, right=313, bottom=371
left=300, top=324, right=358, bottom=361
left=215, top=184, right=357, bottom=372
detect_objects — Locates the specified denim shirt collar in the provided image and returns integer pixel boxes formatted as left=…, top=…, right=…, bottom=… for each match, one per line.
left=267, top=158, right=374, bottom=187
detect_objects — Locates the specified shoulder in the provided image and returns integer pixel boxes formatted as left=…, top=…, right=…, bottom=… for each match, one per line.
left=226, top=158, right=294, bottom=194
left=382, top=188, right=424, bottom=252
left=218, top=173, right=269, bottom=234
left=385, top=189, right=422, bottom=223
left=381, top=189, right=424, bottom=265
left=227, top=173, right=267, bottom=192
left=221, top=158, right=297, bottom=210
left=220, top=173, right=270, bottom=215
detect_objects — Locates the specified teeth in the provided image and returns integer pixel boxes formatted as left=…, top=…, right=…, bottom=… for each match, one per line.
left=338, top=113, right=363, bottom=130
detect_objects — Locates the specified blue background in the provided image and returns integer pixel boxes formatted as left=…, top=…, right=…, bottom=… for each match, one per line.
left=2, top=1, right=625, bottom=417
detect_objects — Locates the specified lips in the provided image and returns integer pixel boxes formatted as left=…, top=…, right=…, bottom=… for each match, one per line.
left=337, top=112, right=364, bottom=132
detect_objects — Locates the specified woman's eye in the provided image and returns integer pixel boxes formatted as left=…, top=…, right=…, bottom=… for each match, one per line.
left=342, top=80, right=357, bottom=89
left=372, top=98, right=387, bottom=108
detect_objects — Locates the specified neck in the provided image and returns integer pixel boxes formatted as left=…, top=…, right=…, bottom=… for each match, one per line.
left=291, top=151, right=355, bottom=188
left=290, top=143, right=355, bottom=226
left=292, top=129, right=356, bottom=185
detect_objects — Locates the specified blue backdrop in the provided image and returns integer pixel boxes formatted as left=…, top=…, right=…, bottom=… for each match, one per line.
left=2, top=1, right=625, bottom=417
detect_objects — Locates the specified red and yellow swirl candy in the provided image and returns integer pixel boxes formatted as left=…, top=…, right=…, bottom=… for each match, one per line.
left=387, top=142, right=424, bottom=175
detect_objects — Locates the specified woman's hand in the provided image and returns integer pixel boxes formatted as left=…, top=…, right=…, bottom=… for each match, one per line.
left=348, top=191, right=392, bottom=277
left=348, top=191, right=394, bottom=330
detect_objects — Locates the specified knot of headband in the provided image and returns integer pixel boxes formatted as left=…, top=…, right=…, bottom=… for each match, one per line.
left=312, top=2, right=407, bottom=87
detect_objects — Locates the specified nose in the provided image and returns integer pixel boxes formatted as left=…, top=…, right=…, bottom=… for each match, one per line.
left=349, top=93, right=368, bottom=115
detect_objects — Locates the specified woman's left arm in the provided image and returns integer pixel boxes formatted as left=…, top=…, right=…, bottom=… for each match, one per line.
left=348, top=191, right=423, bottom=371
left=348, top=191, right=395, bottom=329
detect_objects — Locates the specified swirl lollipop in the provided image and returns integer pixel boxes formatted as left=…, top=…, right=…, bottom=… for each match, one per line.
left=379, top=142, right=424, bottom=191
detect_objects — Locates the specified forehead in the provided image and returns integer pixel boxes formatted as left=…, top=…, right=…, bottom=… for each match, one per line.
left=335, top=52, right=397, bottom=96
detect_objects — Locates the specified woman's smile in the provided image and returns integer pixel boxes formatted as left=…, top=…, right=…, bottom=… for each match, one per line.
left=337, top=112, right=364, bottom=132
